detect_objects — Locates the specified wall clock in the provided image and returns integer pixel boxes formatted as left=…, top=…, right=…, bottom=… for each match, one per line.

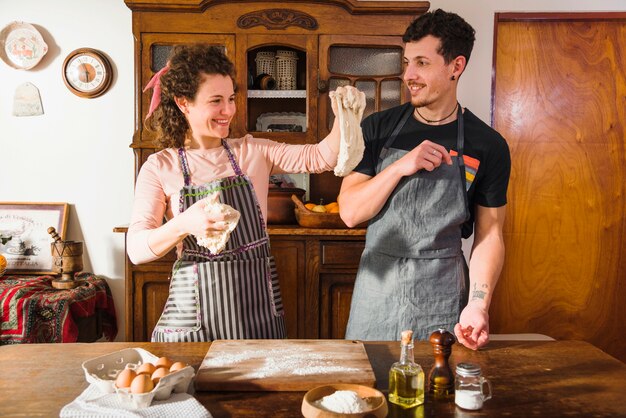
left=62, top=48, right=112, bottom=98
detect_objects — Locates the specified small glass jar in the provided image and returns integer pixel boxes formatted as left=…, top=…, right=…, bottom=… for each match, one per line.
left=454, top=363, right=492, bottom=410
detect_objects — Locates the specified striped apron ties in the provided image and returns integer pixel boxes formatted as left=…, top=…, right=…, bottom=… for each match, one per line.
left=152, top=140, right=286, bottom=342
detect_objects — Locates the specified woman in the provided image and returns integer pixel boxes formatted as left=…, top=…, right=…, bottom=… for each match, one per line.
left=127, top=44, right=346, bottom=342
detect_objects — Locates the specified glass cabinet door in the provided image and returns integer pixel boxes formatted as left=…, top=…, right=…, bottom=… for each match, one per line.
left=139, top=34, right=236, bottom=146
left=239, top=34, right=317, bottom=144
left=312, top=35, right=406, bottom=203
left=318, top=35, right=406, bottom=138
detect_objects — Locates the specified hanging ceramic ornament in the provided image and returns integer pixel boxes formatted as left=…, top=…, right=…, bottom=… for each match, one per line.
left=13, top=82, right=44, bottom=116
left=0, top=21, right=48, bottom=70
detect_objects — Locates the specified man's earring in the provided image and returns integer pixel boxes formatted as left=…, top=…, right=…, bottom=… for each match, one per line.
left=450, top=75, right=456, bottom=81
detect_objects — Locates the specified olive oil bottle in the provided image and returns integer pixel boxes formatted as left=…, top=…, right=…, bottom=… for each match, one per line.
left=388, top=330, right=425, bottom=408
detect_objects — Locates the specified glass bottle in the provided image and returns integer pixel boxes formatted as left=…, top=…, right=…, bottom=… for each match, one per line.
left=454, top=363, right=492, bottom=410
left=388, top=330, right=425, bottom=408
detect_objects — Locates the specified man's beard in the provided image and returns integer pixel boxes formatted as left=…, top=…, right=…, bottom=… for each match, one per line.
left=410, top=96, right=433, bottom=108
left=406, top=82, right=433, bottom=108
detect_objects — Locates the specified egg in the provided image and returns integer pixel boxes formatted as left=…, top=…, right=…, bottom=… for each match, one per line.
left=151, top=366, right=170, bottom=385
left=130, top=373, right=154, bottom=394
left=115, top=368, right=137, bottom=389
left=136, top=362, right=156, bottom=375
left=155, top=356, right=173, bottom=369
left=169, top=361, right=187, bottom=372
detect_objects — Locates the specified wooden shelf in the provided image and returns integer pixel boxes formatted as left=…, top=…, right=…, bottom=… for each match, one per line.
left=247, top=90, right=306, bottom=98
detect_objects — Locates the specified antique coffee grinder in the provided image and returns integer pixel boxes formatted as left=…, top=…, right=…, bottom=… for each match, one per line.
left=48, top=227, right=83, bottom=289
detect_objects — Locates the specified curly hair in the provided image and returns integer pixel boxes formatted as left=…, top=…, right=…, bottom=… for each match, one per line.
left=144, top=44, right=236, bottom=149
left=403, top=9, right=476, bottom=65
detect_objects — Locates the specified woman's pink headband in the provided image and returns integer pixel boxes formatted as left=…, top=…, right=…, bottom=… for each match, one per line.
left=143, top=65, right=170, bottom=119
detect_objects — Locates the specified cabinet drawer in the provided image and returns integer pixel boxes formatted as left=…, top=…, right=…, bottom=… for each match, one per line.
left=321, top=241, right=365, bottom=268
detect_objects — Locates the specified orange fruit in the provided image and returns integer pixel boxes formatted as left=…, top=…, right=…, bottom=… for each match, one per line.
left=328, top=206, right=340, bottom=213
left=0, top=254, right=6, bottom=276
left=324, top=201, right=339, bottom=211
left=304, top=203, right=316, bottom=210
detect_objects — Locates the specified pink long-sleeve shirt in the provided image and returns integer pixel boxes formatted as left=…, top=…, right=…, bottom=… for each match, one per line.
left=127, top=134, right=337, bottom=264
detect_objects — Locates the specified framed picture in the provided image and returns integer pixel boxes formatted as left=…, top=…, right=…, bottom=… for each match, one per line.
left=0, top=202, right=69, bottom=274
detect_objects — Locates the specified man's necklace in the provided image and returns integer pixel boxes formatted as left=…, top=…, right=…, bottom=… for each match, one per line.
left=414, top=103, right=458, bottom=124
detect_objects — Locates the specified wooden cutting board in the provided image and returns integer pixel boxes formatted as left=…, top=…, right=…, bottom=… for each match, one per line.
left=195, top=339, right=376, bottom=392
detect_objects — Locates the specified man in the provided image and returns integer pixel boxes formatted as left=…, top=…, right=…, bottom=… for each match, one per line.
left=339, top=9, right=510, bottom=350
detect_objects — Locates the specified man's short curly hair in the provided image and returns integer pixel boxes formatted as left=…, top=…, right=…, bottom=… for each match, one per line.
left=403, top=9, right=476, bottom=65
left=145, top=44, right=236, bottom=149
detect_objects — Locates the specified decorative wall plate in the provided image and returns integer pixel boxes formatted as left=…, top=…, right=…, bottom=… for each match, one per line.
left=0, top=22, right=48, bottom=70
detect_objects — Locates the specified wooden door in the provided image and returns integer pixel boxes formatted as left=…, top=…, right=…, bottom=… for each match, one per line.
left=129, top=262, right=172, bottom=341
left=318, top=240, right=364, bottom=339
left=491, top=13, right=626, bottom=362
left=270, top=238, right=306, bottom=338
left=319, top=273, right=355, bottom=339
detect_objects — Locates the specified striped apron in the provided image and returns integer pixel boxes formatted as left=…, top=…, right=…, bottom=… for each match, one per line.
left=345, top=105, right=470, bottom=341
left=152, top=140, right=286, bottom=342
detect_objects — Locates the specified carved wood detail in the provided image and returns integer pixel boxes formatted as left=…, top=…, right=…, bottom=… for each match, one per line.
left=237, top=9, right=318, bottom=30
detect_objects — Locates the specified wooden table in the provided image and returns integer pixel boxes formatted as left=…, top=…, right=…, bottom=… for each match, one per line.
left=0, top=273, right=117, bottom=343
left=0, top=340, right=624, bottom=417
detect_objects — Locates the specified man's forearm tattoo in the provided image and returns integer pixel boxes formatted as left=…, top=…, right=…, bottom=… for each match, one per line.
left=471, top=283, right=489, bottom=301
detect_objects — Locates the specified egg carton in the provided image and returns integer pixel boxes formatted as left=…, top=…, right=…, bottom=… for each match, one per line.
left=82, top=347, right=195, bottom=409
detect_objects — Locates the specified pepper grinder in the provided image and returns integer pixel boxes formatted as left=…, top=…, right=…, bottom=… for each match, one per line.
left=428, top=328, right=455, bottom=400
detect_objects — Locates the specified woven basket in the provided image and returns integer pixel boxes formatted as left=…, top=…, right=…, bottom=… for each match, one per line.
left=290, top=194, right=363, bottom=229
left=276, top=50, right=298, bottom=90
left=255, top=51, right=276, bottom=78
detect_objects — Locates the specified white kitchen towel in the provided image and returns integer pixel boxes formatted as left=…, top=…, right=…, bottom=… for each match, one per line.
left=60, top=384, right=212, bottom=418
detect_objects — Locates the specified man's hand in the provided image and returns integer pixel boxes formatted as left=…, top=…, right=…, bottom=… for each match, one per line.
left=454, top=304, right=490, bottom=350
left=394, top=140, right=452, bottom=177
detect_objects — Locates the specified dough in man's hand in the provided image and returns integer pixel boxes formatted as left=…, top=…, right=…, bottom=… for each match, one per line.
left=330, top=86, right=366, bottom=177
left=195, top=197, right=241, bottom=254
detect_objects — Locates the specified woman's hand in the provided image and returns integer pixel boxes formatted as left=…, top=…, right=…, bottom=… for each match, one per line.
left=179, top=194, right=229, bottom=238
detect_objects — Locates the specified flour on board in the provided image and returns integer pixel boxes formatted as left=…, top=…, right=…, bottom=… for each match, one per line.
left=202, top=347, right=361, bottom=378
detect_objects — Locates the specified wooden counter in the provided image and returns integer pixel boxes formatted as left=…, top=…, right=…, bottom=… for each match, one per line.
left=1, top=340, right=625, bottom=417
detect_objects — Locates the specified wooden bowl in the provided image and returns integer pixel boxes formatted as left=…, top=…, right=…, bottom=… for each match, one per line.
left=301, top=383, right=388, bottom=418
left=294, top=207, right=349, bottom=228
left=291, top=194, right=367, bottom=229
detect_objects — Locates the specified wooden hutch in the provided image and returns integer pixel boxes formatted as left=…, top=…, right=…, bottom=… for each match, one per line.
left=121, top=0, right=429, bottom=341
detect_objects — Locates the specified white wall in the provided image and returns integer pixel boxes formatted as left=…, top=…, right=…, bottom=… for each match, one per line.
left=1, top=0, right=624, bottom=341
left=0, top=0, right=134, bottom=339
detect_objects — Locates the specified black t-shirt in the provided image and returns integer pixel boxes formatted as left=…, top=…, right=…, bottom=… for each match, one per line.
left=354, top=102, right=511, bottom=238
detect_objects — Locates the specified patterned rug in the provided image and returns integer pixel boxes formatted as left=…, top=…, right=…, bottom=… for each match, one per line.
left=0, top=272, right=117, bottom=344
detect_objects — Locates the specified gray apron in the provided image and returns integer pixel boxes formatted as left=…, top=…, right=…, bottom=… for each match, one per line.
left=345, top=105, right=470, bottom=341
left=152, top=140, right=286, bottom=342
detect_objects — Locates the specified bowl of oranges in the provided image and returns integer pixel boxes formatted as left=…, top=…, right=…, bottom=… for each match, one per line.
left=291, top=195, right=351, bottom=228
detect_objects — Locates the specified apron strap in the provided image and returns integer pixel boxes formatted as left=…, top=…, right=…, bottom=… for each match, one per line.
left=178, top=140, right=244, bottom=186
left=178, top=147, right=192, bottom=187
left=455, top=105, right=470, bottom=220
left=376, top=104, right=414, bottom=173
left=456, top=104, right=465, bottom=164
left=222, top=139, right=245, bottom=177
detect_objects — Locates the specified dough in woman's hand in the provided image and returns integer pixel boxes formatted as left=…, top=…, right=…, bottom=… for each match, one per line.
left=195, top=200, right=241, bottom=254
left=330, top=86, right=366, bottom=177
